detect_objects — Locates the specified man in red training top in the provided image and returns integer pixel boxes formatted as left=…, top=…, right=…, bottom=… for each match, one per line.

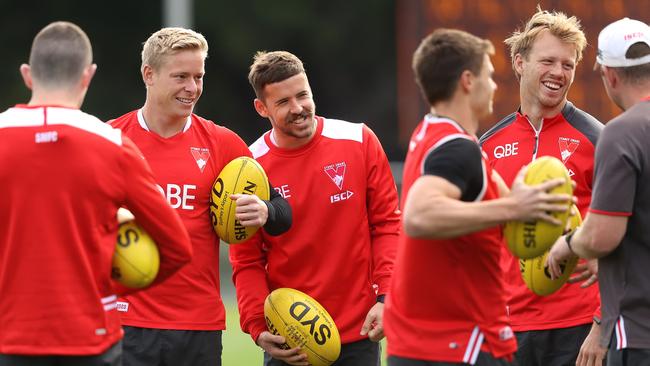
left=384, top=28, right=571, bottom=365
left=110, top=28, right=292, bottom=366
left=0, top=21, right=192, bottom=366
left=479, top=8, right=603, bottom=366
left=231, top=50, right=401, bottom=365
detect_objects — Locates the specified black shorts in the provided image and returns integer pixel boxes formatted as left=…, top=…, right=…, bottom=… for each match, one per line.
left=264, top=338, right=380, bottom=366
left=515, top=323, right=590, bottom=366
left=388, top=352, right=514, bottom=366
left=122, top=326, right=222, bottom=366
left=0, top=340, right=121, bottom=366
left=606, top=343, right=650, bottom=366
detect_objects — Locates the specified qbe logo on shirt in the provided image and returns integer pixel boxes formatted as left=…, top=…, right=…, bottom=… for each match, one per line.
left=493, top=142, right=518, bottom=158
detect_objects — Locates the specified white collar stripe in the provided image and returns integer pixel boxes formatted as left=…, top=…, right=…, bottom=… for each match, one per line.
left=137, top=109, right=192, bottom=133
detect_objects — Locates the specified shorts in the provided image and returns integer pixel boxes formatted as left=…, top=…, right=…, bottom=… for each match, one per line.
left=123, top=326, right=222, bottom=366
left=606, top=344, right=650, bottom=366
left=515, top=323, right=590, bottom=366
left=388, top=352, right=514, bottom=366
left=264, top=338, right=380, bottom=366
left=0, top=340, right=121, bottom=366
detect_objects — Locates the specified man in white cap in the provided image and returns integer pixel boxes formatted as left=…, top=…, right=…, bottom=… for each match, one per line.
left=547, top=17, right=650, bottom=366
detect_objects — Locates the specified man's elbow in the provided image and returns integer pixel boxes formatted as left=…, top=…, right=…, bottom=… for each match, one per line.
left=404, top=215, right=444, bottom=239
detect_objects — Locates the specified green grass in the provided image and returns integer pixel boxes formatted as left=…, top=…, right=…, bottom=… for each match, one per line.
left=223, top=300, right=263, bottom=365
left=222, top=300, right=388, bottom=366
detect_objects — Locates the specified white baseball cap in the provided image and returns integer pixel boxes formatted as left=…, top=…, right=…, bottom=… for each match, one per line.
left=597, top=18, right=650, bottom=67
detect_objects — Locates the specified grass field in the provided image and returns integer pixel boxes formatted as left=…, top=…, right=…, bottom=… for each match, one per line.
left=221, top=300, right=388, bottom=366
left=222, top=300, right=263, bottom=365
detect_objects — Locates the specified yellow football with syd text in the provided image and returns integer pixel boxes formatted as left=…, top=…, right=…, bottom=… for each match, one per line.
left=504, top=156, right=573, bottom=259
left=264, top=288, right=341, bottom=366
left=520, top=205, right=582, bottom=296
left=210, top=156, right=270, bottom=244
left=112, top=210, right=160, bottom=289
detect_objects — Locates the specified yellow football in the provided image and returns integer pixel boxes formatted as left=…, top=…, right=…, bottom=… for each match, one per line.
left=264, top=288, right=341, bottom=366
left=210, top=156, right=270, bottom=244
left=520, top=205, right=582, bottom=296
left=504, top=156, right=573, bottom=259
left=112, top=220, right=160, bottom=288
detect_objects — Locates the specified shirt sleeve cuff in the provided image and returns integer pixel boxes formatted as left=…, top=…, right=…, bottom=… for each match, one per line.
left=249, top=317, right=269, bottom=343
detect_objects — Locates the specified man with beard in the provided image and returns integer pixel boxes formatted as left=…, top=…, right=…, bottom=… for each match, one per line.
left=230, top=50, right=401, bottom=366
left=479, top=7, right=603, bottom=366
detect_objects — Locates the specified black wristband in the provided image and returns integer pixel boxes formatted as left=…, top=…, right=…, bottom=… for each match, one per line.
left=376, top=294, right=385, bottom=303
left=593, top=315, right=601, bottom=325
left=565, top=231, right=576, bottom=254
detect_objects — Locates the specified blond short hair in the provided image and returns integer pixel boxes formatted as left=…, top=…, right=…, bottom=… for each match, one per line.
left=141, top=27, right=208, bottom=71
left=505, top=6, right=586, bottom=79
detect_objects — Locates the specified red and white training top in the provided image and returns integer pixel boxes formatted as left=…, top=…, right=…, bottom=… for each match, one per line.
left=0, top=105, right=191, bottom=355
left=231, top=116, right=400, bottom=343
left=385, top=115, right=516, bottom=364
left=110, top=110, right=250, bottom=330
left=479, top=101, right=602, bottom=331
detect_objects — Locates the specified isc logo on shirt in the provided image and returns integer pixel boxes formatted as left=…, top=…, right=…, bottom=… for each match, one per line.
left=330, top=190, right=354, bottom=203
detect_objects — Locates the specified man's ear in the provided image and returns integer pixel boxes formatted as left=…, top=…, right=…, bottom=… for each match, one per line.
left=459, top=69, right=474, bottom=93
left=142, top=64, right=155, bottom=86
left=513, top=53, right=525, bottom=80
left=80, top=64, right=97, bottom=89
left=19, top=64, right=33, bottom=90
left=602, top=66, right=619, bottom=90
left=254, top=98, right=269, bottom=118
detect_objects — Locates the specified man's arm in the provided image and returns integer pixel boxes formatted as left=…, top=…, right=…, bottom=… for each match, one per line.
left=229, top=232, right=269, bottom=342
left=262, top=184, right=292, bottom=235
left=547, top=121, right=634, bottom=276
left=547, top=212, right=627, bottom=278
left=403, top=169, right=569, bottom=239
left=230, top=233, right=307, bottom=364
left=569, top=212, right=627, bottom=258
left=231, top=182, right=292, bottom=235
left=359, top=126, right=401, bottom=341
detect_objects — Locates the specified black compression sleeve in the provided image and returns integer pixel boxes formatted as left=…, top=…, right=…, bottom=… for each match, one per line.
left=262, top=183, right=293, bottom=236
left=423, top=138, right=484, bottom=202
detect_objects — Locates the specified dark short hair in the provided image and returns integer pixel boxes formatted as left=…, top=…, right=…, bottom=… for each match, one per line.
left=614, top=42, right=650, bottom=83
left=29, top=21, right=92, bottom=87
left=413, top=28, right=494, bottom=105
left=248, top=51, right=305, bottom=99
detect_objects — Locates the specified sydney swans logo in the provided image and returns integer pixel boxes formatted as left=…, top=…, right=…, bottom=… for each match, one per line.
left=190, top=147, right=211, bottom=173
left=324, top=162, right=346, bottom=190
